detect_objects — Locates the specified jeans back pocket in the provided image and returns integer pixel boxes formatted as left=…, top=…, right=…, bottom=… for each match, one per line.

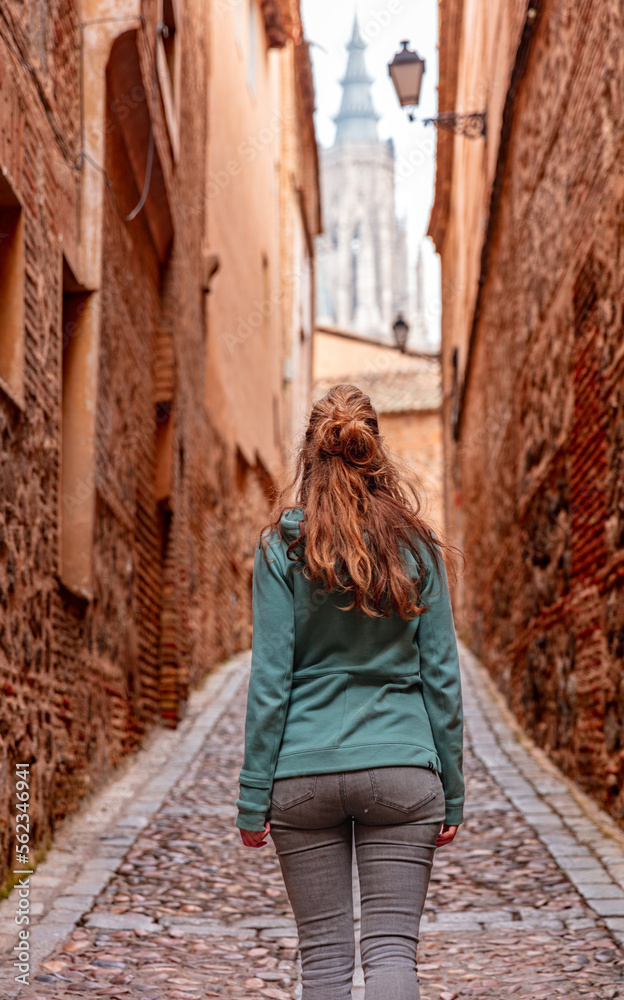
left=271, top=775, right=318, bottom=811
left=368, top=766, right=438, bottom=813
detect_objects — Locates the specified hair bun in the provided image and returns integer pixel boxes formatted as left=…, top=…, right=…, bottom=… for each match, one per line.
left=319, top=412, right=378, bottom=470
left=338, top=418, right=377, bottom=467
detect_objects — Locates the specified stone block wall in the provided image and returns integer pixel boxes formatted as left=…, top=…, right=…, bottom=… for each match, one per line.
left=437, top=0, right=624, bottom=826
left=0, top=0, right=299, bottom=889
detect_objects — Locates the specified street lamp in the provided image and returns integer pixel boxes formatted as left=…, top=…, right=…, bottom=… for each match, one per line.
left=387, top=41, right=425, bottom=108
left=392, top=312, right=410, bottom=353
left=387, top=40, right=486, bottom=138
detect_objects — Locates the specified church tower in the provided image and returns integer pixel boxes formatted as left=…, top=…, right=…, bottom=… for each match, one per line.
left=316, top=14, right=410, bottom=341
left=333, top=15, right=379, bottom=144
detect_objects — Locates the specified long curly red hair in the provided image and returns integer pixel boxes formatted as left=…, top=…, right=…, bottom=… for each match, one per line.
left=263, top=383, right=460, bottom=619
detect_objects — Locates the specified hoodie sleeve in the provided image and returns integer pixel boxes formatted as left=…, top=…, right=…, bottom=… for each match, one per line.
left=236, top=533, right=295, bottom=831
left=417, top=541, right=465, bottom=825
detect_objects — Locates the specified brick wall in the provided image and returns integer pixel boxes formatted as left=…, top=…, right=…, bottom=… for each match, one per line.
left=433, top=0, right=624, bottom=826
left=0, top=0, right=315, bottom=888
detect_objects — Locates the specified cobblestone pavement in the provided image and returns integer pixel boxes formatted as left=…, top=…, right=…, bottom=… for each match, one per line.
left=416, top=748, right=624, bottom=999
left=3, top=645, right=624, bottom=1000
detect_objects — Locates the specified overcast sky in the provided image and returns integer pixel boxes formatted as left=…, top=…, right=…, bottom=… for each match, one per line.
left=300, top=0, right=441, bottom=342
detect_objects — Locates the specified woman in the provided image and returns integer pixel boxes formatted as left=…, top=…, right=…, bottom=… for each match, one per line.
left=236, top=384, right=464, bottom=1000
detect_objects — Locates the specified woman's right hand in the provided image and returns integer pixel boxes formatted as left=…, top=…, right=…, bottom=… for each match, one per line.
left=239, top=821, right=271, bottom=848
left=436, top=824, right=459, bottom=847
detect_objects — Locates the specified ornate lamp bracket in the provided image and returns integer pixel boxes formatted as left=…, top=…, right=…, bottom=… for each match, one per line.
left=409, top=110, right=487, bottom=138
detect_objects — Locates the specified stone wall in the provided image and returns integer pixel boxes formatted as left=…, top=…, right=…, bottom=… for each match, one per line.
left=431, top=0, right=624, bottom=826
left=0, top=0, right=317, bottom=888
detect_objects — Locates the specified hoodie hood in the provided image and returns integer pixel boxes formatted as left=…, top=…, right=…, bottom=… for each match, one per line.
left=280, top=506, right=304, bottom=541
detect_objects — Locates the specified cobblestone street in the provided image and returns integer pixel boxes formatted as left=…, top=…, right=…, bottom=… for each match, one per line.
left=2, top=647, right=624, bottom=1000
left=5, top=3, right=624, bottom=1000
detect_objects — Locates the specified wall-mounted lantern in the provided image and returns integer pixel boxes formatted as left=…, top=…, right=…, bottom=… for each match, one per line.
left=388, top=40, right=486, bottom=139
left=392, top=312, right=410, bottom=353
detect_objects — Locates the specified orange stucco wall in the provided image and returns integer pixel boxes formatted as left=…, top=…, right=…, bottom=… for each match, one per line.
left=378, top=410, right=444, bottom=534
left=206, top=0, right=285, bottom=472
left=313, top=329, right=425, bottom=384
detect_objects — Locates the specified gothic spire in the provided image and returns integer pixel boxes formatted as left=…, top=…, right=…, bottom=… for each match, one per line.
left=333, top=12, right=380, bottom=144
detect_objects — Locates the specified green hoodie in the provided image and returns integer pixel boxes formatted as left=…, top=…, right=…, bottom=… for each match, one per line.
left=236, top=508, right=464, bottom=831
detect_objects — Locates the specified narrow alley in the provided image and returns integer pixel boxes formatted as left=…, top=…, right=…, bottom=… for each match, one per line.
left=3, top=1, right=624, bottom=998
left=1, top=647, right=623, bottom=1000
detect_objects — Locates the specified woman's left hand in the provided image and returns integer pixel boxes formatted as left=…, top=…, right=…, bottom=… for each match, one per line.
left=239, top=821, right=271, bottom=847
left=436, top=823, right=459, bottom=847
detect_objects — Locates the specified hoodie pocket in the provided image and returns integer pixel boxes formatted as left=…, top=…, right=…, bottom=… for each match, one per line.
left=280, top=673, right=350, bottom=753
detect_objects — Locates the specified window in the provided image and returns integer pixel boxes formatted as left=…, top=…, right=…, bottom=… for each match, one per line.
left=261, top=252, right=270, bottom=302
left=157, top=0, right=181, bottom=161
left=161, top=0, right=177, bottom=81
left=155, top=400, right=174, bottom=504
left=60, top=259, right=95, bottom=598
left=0, top=170, right=24, bottom=407
left=451, top=346, right=459, bottom=441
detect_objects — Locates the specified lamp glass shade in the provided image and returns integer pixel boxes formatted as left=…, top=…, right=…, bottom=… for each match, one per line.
left=392, top=313, right=410, bottom=352
left=388, top=41, right=425, bottom=108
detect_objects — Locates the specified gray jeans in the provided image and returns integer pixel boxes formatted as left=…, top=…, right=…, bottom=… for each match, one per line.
left=269, top=766, right=445, bottom=1000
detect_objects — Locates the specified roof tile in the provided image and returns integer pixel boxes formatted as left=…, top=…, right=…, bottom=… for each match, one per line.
left=313, top=357, right=441, bottom=413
